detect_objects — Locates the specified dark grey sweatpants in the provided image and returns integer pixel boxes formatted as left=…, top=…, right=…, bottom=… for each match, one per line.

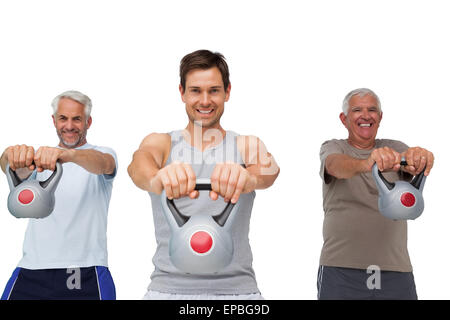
left=317, top=265, right=418, bottom=300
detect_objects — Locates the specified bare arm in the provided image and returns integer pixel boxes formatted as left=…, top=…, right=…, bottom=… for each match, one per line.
left=63, top=149, right=116, bottom=175
left=325, top=153, right=369, bottom=180
left=209, top=135, right=279, bottom=203
left=127, top=133, right=171, bottom=192
left=237, top=135, right=280, bottom=190
left=32, top=147, right=116, bottom=175
left=325, top=146, right=409, bottom=181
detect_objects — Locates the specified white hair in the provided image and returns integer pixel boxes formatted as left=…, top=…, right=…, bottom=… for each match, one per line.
left=342, top=88, right=381, bottom=115
left=51, top=90, right=92, bottom=118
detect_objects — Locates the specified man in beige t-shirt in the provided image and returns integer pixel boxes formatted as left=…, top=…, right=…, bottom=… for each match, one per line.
left=317, top=88, right=434, bottom=300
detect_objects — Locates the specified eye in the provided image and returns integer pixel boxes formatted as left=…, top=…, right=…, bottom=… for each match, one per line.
left=351, top=107, right=361, bottom=112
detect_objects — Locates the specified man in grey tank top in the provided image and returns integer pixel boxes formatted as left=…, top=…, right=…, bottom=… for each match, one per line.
left=318, top=88, right=434, bottom=300
left=128, top=50, right=280, bottom=299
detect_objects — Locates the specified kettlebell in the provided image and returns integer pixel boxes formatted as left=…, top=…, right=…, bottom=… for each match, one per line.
left=6, top=162, right=63, bottom=219
left=372, top=158, right=426, bottom=220
left=160, top=178, right=240, bottom=275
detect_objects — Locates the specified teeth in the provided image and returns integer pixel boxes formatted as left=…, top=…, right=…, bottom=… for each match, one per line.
left=359, top=123, right=371, bottom=127
left=198, top=109, right=213, bottom=114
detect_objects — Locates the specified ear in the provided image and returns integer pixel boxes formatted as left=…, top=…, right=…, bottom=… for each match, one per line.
left=179, top=84, right=186, bottom=103
left=339, top=112, right=348, bottom=128
left=224, top=83, right=231, bottom=102
left=52, top=115, right=56, bottom=127
left=379, top=111, right=383, bottom=123
left=86, top=116, right=92, bottom=129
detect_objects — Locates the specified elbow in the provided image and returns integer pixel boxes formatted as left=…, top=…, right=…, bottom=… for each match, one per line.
left=325, top=166, right=342, bottom=180
left=260, top=166, right=280, bottom=189
left=127, top=151, right=141, bottom=180
left=127, top=163, right=133, bottom=179
left=271, top=166, right=280, bottom=186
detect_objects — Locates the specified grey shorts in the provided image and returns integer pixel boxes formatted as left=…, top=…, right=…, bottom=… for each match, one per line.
left=317, top=265, right=418, bottom=300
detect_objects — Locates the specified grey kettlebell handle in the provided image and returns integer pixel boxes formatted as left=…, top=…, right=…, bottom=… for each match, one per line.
left=162, top=178, right=236, bottom=228
left=398, top=158, right=426, bottom=191
left=192, top=179, right=236, bottom=227
left=6, top=162, right=63, bottom=191
left=194, top=183, right=212, bottom=191
left=372, top=157, right=426, bottom=192
left=40, top=162, right=63, bottom=192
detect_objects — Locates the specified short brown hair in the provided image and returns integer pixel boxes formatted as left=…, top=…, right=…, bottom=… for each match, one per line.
left=180, top=50, right=230, bottom=92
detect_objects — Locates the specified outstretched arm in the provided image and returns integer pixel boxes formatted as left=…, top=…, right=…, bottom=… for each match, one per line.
left=209, top=135, right=280, bottom=204
left=128, top=133, right=199, bottom=200
left=128, top=133, right=171, bottom=192
left=33, top=146, right=115, bottom=175
left=324, top=146, right=434, bottom=182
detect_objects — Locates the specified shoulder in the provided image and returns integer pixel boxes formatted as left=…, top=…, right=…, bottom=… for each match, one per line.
left=139, top=133, right=171, bottom=149
left=135, top=133, right=172, bottom=165
left=236, top=134, right=261, bottom=143
left=320, top=139, right=346, bottom=152
left=236, top=134, right=265, bottom=153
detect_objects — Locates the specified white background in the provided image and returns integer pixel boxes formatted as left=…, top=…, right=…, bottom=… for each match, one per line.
left=0, top=0, right=449, bottom=300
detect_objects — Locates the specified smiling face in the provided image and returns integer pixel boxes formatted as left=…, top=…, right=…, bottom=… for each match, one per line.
left=180, top=67, right=230, bottom=131
left=339, top=93, right=382, bottom=149
left=53, top=97, right=91, bottom=148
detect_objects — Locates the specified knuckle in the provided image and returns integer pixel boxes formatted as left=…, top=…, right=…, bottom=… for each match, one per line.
left=178, top=176, right=187, bottom=184
left=162, top=180, right=171, bottom=188
left=188, top=172, right=196, bottom=180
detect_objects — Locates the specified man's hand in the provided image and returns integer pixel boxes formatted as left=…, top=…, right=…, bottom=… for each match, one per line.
left=210, top=162, right=257, bottom=204
left=366, top=147, right=402, bottom=172
left=34, top=146, right=74, bottom=172
left=402, top=147, right=434, bottom=176
left=150, top=161, right=197, bottom=200
left=5, top=144, right=36, bottom=171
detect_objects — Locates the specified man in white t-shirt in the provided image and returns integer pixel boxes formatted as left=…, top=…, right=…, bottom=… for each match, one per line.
left=0, top=90, right=118, bottom=300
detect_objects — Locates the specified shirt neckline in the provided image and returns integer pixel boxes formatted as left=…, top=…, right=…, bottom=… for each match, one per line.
left=180, top=131, right=230, bottom=153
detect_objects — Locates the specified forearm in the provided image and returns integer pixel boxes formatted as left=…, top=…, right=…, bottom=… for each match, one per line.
left=67, top=149, right=116, bottom=175
left=325, top=153, right=368, bottom=179
left=246, top=162, right=280, bottom=190
left=237, top=135, right=280, bottom=190
left=128, top=150, right=160, bottom=191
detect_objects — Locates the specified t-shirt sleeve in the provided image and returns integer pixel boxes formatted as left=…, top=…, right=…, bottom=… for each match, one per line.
left=94, top=146, right=118, bottom=181
left=319, top=139, right=344, bottom=183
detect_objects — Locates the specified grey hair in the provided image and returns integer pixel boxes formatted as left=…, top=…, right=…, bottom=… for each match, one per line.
left=51, top=90, right=92, bottom=118
left=342, top=88, right=381, bottom=115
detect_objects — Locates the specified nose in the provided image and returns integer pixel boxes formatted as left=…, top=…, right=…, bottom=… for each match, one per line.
left=199, top=92, right=211, bottom=107
left=361, top=108, right=370, bottom=119
left=64, top=119, right=75, bottom=130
